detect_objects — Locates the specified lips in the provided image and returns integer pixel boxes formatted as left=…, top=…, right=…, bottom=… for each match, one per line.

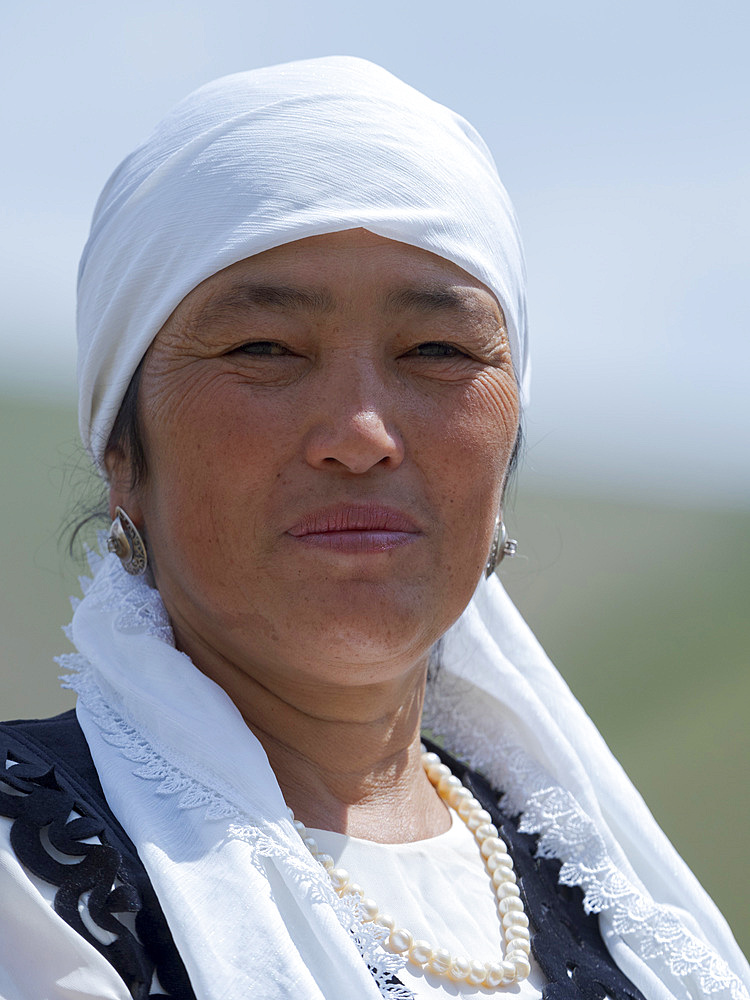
left=288, top=504, right=420, bottom=536
left=286, top=503, right=421, bottom=553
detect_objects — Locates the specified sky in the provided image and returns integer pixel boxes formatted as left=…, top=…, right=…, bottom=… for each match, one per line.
left=2, top=0, right=748, bottom=506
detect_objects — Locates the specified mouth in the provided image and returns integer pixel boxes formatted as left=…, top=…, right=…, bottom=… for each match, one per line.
left=286, top=503, right=422, bottom=554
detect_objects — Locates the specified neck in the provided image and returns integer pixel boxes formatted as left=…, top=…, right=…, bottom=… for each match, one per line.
left=248, top=680, right=449, bottom=842
left=171, top=623, right=450, bottom=843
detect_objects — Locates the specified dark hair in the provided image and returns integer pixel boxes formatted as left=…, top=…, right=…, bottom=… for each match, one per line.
left=66, top=359, right=147, bottom=558
left=106, top=358, right=148, bottom=490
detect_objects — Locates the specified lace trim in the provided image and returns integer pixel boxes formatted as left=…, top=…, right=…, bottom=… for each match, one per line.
left=60, top=550, right=411, bottom=1000
left=77, top=540, right=174, bottom=644
left=424, top=676, right=749, bottom=1000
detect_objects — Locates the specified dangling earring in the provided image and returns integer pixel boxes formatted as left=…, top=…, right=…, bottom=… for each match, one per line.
left=107, top=506, right=148, bottom=576
left=485, top=515, right=517, bottom=578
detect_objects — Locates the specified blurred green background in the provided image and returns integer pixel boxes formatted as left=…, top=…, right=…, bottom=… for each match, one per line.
left=1, top=392, right=747, bottom=951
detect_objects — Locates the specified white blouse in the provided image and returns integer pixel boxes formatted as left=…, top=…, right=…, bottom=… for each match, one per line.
left=311, top=810, right=547, bottom=1000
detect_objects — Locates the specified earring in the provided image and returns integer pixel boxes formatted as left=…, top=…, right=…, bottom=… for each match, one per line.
left=107, top=506, right=148, bottom=576
left=485, top=516, right=517, bottom=578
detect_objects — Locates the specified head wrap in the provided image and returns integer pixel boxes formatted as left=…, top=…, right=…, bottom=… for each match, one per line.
left=77, top=55, right=528, bottom=470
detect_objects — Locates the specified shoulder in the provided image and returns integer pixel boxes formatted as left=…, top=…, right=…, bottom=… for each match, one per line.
left=0, top=710, right=136, bottom=853
left=0, top=710, right=195, bottom=999
left=1, top=709, right=103, bottom=793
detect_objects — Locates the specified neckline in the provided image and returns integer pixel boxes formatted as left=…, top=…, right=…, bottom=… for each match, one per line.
left=307, top=807, right=464, bottom=851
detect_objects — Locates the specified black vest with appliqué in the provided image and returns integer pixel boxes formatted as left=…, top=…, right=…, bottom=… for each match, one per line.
left=0, top=711, right=646, bottom=1000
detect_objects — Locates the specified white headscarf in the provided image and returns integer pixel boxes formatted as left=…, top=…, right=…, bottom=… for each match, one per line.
left=77, top=55, right=528, bottom=469
left=69, top=56, right=749, bottom=1000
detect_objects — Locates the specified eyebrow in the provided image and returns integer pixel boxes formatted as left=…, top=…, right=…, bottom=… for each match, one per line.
left=192, top=283, right=337, bottom=327
left=383, top=287, right=483, bottom=315
left=190, top=281, right=492, bottom=331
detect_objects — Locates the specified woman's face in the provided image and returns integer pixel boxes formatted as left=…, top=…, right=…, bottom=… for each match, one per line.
left=109, top=230, right=519, bottom=690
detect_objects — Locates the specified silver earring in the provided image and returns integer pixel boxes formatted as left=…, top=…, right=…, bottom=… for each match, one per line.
left=107, top=506, right=148, bottom=576
left=485, top=516, right=517, bottom=578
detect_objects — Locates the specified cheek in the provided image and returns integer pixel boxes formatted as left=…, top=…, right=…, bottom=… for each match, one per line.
left=138, top=380, right=292, bottom=548
left=415, top=376, right=519, bottom=584
left=425, top=375, right=519, bottom=497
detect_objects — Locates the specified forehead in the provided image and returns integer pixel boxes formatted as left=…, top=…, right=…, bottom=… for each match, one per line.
left=173, top=229, right=505, bottom=327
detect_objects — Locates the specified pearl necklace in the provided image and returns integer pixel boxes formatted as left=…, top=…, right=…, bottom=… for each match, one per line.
left=289, top=747, right=531, bottom=989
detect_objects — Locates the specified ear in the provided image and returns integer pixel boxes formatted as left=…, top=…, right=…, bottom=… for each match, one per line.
left=103, top=445, right=145, bottom=525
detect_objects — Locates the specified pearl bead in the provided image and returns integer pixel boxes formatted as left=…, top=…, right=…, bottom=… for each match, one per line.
left=506, top=924, right=531, bottom=942
left=500, top=960, right=516, bottom=981
left=475, top=822, right=499, bottom=840
left=481, top=836, right=507, bottom=858
left=498, top=895, right=524, bottom=914
left=512, top=955, right=532, bottom=979
left=427, top=948, right=452, bottom=974
left=466, top=808, right=492, bottom=831
left=437, top=774, right=463, bottom=798
left=426, top=762, right=450, bottom=782
left=421, top=751, right=441, bottom=767
left=485, top=962, right=506, bottom=987
left=360, top=898, right=378, bottom=921
left=457, top=797, right=478, bottom=818
left=316, top=853, right=335, bottom=871
left=500, top=882, right=521, bottom=898
left=329, top=868, right=350, bottom=892
left=448, top=956, right=471, bottom=982
left=409, top=939, right=433, bottom=966
left=349, top=882, right=364, bottom=898
left=487, top=850, right=513, bottom=871
left=502, top=910, right=529, bottom=929
left=467, top=960, right=487, bottom=985
left=376, top=913, right=395, bottom=931
left=491, top=865, right=517, bottom=887
left=388, top=928, right=413, bottom=953
left=506, top=937, right=531, bottom=956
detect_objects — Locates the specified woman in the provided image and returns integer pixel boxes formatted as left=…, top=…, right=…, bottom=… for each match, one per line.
left=0, top=56, right=747, bottom=1000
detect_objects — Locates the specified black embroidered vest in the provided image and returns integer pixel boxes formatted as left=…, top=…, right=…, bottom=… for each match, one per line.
left=0, top=712, right=645, bottom=1000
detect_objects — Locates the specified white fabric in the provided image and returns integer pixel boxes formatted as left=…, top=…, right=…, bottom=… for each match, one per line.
left=310, top=812, right=547, bottom=999
left=56, top=549, right=750, bottom=1000
left=77, top=56, right=528, bottom=468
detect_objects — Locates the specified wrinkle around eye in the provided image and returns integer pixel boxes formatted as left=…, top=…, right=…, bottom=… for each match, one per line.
left=398, top=340, right=508, bottom=379
left=403, top=341, right=467, bottom=358
left=219, top=341, right=309, bottom=388
left=233, top=340, right=295, bottom=357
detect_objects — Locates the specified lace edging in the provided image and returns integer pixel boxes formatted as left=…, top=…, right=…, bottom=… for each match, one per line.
left=424, top=680, right=749, bottom=1000
left=82, top=541, right=174, bottom=644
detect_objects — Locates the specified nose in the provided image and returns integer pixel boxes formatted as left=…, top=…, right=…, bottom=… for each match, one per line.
left=303, top=369, right=405, bottom=474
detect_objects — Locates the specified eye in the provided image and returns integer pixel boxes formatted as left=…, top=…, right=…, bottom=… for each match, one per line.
left=235, top=340, right=291, bottom=356
left=406, top=342, right=466, bottom=358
